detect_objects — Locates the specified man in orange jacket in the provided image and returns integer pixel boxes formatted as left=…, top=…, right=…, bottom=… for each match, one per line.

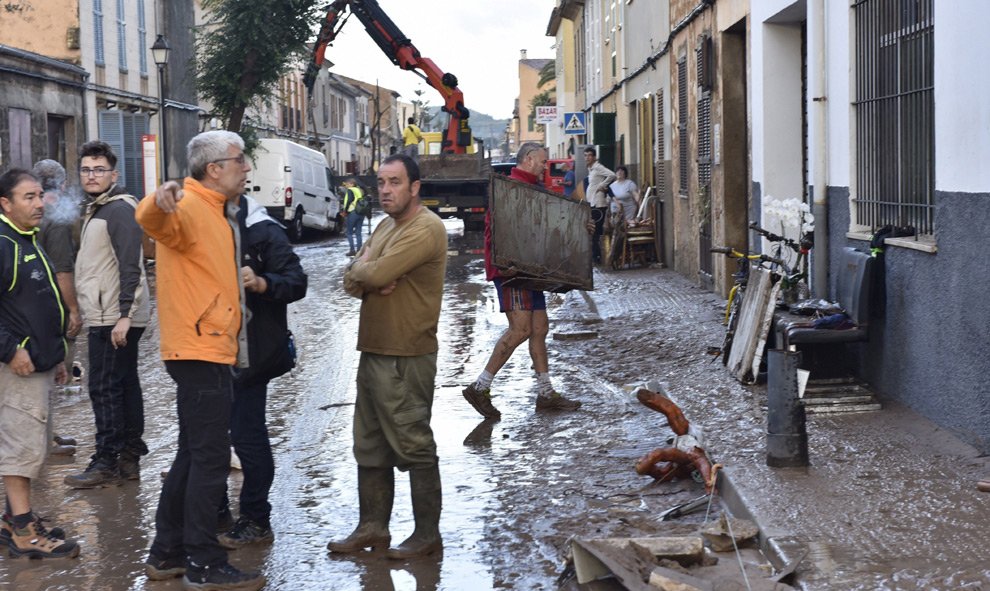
left=135, top=130, right=264, bottom=591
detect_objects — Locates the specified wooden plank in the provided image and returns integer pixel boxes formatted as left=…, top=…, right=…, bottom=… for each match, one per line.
left=490, top=174, right=594, bottom=292
left=727, top=268, right=781, bottom=384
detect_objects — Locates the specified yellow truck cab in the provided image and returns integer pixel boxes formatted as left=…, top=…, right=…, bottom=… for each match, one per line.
left=419, top=131, right=477, bottom=156
left=415, top=132, right=488, bottom=231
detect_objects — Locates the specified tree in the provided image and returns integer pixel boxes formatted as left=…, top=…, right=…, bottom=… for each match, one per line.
left=537, top=60, right=556, bottom=89
left=196, top=0, right=320, bottom=132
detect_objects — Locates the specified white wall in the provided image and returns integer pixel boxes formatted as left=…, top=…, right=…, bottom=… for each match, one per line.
left=759, top=23, right=804, bottom=200
left=749, top=0, right=792, bottom=189
left=823, top=0, right=850, bottom=188
left=621, top=0, right=665, bottom=102
left=934, top=1, right=990, bottom=193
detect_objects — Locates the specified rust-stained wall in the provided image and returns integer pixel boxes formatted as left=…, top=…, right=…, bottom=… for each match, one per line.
left=668, top=0, right=750, bottom=295
left=0, top=1, right=81, bottom=64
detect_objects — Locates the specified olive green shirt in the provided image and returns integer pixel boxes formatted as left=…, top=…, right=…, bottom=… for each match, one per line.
left=343, top=206, right=447, bottom=356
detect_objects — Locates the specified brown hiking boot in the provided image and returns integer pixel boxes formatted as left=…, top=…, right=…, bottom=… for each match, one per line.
left=535, top=391, right=582, bottom=411
left=2, top=512, right=65, bottom=542
left=8, top=518, right=79, bottom=559
left=462, top=384, right=501, bottom=420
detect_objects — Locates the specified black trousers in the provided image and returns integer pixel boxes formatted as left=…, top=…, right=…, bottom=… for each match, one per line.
left=591, top=206, right=608, bottom=263
left=87, top=326, right=147, bottom=460
left=150, top=361, right=232, bottom=567
left=229, top=380, right=274, bottom=526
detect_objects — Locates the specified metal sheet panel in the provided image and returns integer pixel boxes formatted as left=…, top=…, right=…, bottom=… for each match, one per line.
left=490, top=174, right=593, bottom=293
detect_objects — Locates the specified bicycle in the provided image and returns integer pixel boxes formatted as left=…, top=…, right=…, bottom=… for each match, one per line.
left=710, top=247, right=787, bottom=366
left=749, top=222, right=814, bottom=303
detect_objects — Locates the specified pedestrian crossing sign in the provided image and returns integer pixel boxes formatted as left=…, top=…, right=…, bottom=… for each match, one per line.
left=563, top=112, right=586, bottom=135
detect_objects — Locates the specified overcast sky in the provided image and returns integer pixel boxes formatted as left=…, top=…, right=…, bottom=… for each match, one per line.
left=323, top=0, right=557, bottom=120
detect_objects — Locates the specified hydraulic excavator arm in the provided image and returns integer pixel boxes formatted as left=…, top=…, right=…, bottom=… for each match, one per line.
left=304, top=0, right=472, bottom=154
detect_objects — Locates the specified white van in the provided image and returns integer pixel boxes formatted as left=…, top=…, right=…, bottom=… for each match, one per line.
left=246, top=138, right=341, bottom=241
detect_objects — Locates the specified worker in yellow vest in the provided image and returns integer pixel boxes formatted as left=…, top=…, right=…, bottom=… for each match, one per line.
left=342, top=178, right=367, bottom=256
left=402, top=117, right=423, bottom=160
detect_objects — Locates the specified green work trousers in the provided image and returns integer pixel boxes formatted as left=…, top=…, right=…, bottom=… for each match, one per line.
left=353, top=352, right=438, bottom=470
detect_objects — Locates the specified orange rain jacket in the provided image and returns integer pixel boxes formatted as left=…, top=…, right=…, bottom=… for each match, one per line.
left=135, top=178, right=242, bottom=365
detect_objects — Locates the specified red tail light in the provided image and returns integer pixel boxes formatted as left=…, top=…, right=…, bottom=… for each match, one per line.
left=285, top=187, right=293, bottom=207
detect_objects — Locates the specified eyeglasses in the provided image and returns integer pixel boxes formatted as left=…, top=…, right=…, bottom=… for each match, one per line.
left=80, top=167, right=113, bottom=177
left=211, top=154, right=246, bottom=166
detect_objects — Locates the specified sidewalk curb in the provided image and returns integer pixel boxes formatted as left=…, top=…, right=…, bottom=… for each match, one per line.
left=566, top=287, right=814, bottom=585
left=717, top=466, right=810, bottom=580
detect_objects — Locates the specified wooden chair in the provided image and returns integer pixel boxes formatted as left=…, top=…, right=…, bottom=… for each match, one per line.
left=614, top=189, right=657, bottom=268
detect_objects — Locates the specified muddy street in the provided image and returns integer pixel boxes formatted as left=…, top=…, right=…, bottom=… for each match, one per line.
left=1, top=219, right=730, bottom=590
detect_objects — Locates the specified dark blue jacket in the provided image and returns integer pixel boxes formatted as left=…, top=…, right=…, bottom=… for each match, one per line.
left=0, top=214, right=67, bottom=372
left=235, top=196, right=308, bottom=386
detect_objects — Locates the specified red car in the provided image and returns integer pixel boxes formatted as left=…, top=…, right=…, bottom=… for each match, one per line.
left=544, top=159, right=573, bottom=195
left=493, top=158, right=574, bottom=196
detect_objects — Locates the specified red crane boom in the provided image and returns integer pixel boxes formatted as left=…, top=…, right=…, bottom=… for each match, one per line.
left=304, top=0, right=473, bottom=154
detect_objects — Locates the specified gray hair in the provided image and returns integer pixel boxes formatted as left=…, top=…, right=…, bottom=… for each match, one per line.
left=187, top=130, right=245, bottom=181
left=32, top=159, right=66, bottom=192
left=516, top=142, right=545, bottom=165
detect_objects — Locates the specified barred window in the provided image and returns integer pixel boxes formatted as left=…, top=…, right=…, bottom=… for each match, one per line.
left=852, top=0, right=934, bottom=235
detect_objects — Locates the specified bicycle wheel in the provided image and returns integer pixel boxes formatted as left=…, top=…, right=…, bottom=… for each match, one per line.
left=721, top=287, right=744, bottom=366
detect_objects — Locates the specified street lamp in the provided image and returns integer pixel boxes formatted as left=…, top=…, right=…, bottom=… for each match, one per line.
left=151, top=34, right=171, bottom=181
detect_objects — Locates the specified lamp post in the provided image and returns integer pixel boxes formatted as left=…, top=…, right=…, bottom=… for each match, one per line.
left=151, top=34, right=171, bottom=181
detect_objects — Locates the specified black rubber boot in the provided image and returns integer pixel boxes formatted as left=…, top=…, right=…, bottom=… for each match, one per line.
left=327, top=466, right=394, bottom=553
left=386, top=464, right=443, bottom=560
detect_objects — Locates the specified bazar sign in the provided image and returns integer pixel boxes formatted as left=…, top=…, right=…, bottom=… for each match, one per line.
left=535, top=106, right=558, bottom=124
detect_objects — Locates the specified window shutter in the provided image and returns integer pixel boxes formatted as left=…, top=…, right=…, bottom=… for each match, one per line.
left=99, top=110, right=125, bottom=187
left=122, top=112, right=149, bottom=196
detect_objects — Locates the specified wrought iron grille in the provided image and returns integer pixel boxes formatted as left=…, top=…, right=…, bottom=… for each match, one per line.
left=852, top=0, right=934, bottom=235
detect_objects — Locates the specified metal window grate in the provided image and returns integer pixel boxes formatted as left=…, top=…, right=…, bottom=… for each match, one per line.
left=677, top=57, right=688, bottom=195
left=852, top=0, right=934, bottom=235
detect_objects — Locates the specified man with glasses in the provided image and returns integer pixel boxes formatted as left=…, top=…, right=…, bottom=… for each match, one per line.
left=64, top=141, right=151, bottom=490
left=137, top=131, right=263, bottom=590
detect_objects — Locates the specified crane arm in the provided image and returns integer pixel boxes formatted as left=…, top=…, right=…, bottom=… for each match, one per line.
left=304, top=0, right=472, bottom=154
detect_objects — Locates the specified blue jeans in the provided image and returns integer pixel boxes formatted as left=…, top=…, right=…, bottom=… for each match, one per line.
left=229, top=380, right=274, bottom=526
left=87, top=326, right=147, bottom=460
left=151, top=361, right=232, bottom=567
left=346, top=212, right=365, bottom=252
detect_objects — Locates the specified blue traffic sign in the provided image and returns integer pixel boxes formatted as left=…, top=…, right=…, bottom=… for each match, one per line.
left=563, top=112, right=586, bottom=135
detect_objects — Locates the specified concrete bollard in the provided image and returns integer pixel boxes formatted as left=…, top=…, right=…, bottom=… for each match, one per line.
left=766, top=349, right=809, bottom=467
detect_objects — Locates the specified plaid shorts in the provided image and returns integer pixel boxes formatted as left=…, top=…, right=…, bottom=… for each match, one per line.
left=493, top=278, right=546, bottom=313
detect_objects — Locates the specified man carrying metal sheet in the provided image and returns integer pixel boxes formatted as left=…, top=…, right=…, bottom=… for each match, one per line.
left=462, top=142, right=584, bottom=420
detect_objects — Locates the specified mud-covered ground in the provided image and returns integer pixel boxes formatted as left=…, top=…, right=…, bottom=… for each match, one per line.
left=8, top=218, right=985, bottom=590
